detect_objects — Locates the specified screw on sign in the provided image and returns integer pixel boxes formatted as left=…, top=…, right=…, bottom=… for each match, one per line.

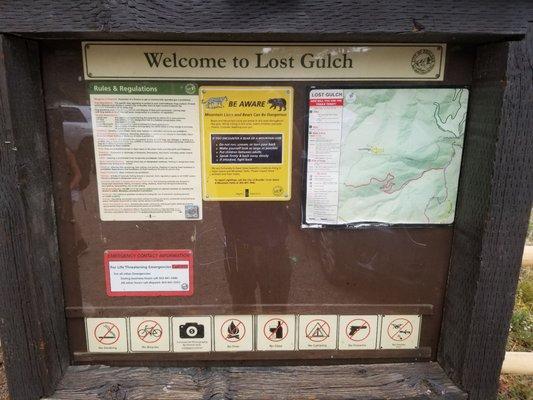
left=137, top=320, right=163, bottom=343
left=387, top=318, right=413, bottom=341
left=305, top=319, right=330, bottom=342
left=94, top=322, right=120, bottom=345
left=346, top=318, right=371, bottom=342
left=263, top=318, right=289, bottom=342
left=221, top=319, right=245, bottom=342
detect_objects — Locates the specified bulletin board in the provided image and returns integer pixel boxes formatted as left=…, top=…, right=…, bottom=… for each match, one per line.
left=41, top=41, right=474, bottom=364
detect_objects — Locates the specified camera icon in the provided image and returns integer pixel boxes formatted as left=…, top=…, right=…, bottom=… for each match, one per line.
left=179, top=322, right=205, bottom=339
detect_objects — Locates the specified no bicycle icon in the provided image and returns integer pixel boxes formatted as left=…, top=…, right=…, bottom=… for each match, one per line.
left=137, top=320, right=163, bottom=343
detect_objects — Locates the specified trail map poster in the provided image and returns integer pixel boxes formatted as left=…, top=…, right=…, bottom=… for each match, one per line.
left=305, top=88, right=469, bottom=225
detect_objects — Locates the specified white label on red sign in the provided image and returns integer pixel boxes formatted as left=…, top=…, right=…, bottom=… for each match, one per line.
left=214, top=315, right=254, bottom=352
left=128, top=316, right=171, bottom=352
left=379, top=315, right=421, bottom=350
left=338, top=315, right=379, bottom=350
left=298, top=315, right=338, bottom=350
left=172, top=316, right=212, bottom=353
left=104, top=250, right=193, bottom=297
left=86, top=317, right=128, bottom=353
left=256, top=315, right=296, bottom=351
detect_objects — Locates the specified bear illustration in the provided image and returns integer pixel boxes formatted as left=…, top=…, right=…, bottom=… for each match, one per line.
left=268, top=98, right=287, bottom=111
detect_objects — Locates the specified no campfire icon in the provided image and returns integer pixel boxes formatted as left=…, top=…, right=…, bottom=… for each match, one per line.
left=221, top=318, right=246, bottom=342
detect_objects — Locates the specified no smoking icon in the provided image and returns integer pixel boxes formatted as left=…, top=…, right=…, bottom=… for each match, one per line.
left=94, top=322, right=120, bottom=345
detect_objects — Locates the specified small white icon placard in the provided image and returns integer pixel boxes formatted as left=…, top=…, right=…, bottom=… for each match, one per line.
left=298, top=315, right=337, bottom=350
left=214, top=315, right=253, bottom=352
left=379, top=315, right=421, bottom=350
left=129, top=316, right=170, bottom=352
left=256, top=315, right=296, bottom=351
left=172, top=316, right=212, bottom=352
left=338, top=315, right=378, bottom=350
left=86, top=317, right=128, bottom=353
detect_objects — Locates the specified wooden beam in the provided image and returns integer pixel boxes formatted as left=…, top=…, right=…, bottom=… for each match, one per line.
left=45, top=363, right=466, bottom=400
left=502, top=352, right=533, bottom=375
left=0, top=0, right=531, bottom=41
left=0, top=34, right=69, bottom=399
left=438, top=26, right=533, bottom=400
left=522, top=245, right=533, bottom=267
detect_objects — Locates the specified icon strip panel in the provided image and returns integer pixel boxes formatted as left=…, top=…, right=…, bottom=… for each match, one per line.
left=85, top=314, right=421, bottom=353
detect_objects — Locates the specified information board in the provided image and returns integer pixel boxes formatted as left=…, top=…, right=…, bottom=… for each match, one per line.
left=41, top=41, right=473, bottom=364
left=200, top=86, right=293, bottom=201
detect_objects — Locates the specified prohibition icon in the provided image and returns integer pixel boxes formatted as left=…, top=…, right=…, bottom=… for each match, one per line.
left=221, top=318, right=245, bottom=342
left=305, top=319, right=330, bottom=342
left=94, top=322, right=120, bottom=345
left=136, top=320, right=163, bottom=343
left=387, top=318, right=413, bottom=342
left=345, top=318, right=371, bottom=342
left=263, top=318, right=289, bottom=342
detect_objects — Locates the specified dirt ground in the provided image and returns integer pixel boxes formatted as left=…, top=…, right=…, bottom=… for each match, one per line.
left=0, top=348, right=8, bottom=400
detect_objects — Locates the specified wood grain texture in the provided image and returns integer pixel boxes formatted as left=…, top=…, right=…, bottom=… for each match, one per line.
left=46, top=363, right=466, bottom=400
left=0, top=0, right=531, bottom=41
left=0, top=35, right=69, bottom=400
left=438, top=25, right=533, bottom=400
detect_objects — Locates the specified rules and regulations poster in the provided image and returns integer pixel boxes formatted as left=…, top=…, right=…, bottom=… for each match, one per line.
left=200, top=86, right=293, bottom=201
left=305, top=88, right=469, bottom=226
left=89, top=81, right=202, bottom=221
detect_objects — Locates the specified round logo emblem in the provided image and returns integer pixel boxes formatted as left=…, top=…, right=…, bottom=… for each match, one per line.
left=184, top=83, right=197, bottom=95
left=272, top=185, right=284, bottom=196
left=345, top=91, right=357, bottom=104
left=411, top=49, right=436, bottom=75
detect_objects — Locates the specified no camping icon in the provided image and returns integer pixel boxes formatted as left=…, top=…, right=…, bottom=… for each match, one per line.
left=305, top=319, right=330, bottom=342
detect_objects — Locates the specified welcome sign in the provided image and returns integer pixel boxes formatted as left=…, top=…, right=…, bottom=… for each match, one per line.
left=83, top=42, right=445, bottom=81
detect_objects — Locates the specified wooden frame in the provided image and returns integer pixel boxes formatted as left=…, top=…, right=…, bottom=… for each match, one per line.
left=0, top=2, right=531, bottom=399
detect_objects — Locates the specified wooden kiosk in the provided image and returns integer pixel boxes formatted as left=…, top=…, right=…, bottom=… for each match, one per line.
left=0, top=2, right=531, bottom=399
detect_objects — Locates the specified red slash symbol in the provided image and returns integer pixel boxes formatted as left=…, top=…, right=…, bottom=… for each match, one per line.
left=137, top=320, right=163, bottom=343
left=387, top=318, right=413, bottom=342
left=94, top=322, right=120, bottom=345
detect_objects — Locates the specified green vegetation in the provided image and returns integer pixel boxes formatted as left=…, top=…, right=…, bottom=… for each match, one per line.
left=498, top=375, right=533, bottom=400
left=507, top=267, right=533, bottom=352
left=498, top=212, right=532, bottom=400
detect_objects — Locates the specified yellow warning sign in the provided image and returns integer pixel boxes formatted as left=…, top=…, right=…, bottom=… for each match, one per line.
left=200, top=86, right=293, bottom=201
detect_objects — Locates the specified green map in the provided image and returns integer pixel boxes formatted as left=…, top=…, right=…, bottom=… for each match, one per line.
left=338, top=88, right=469, bottom=224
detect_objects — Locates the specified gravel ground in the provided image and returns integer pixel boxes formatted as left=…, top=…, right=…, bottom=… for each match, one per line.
left=0, top=348, right=8, bottom=400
